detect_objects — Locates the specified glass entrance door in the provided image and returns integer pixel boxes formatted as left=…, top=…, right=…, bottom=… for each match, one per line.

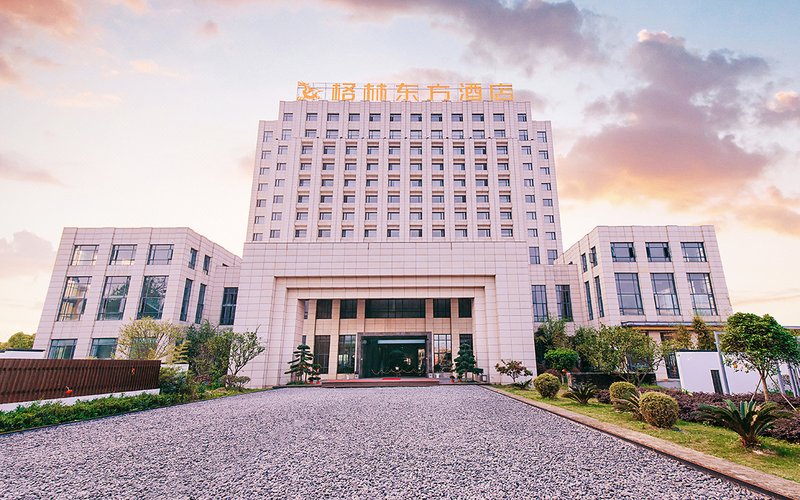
left=361, top=336, right=427, bottom=377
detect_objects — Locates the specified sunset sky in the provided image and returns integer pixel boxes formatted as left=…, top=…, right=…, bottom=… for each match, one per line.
left=1, top=0, right=799, bottom=340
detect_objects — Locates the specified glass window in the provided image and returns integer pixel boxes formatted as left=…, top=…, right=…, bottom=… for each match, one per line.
left=589, top=246, right=597, bottom=266
left=369, top=113, right=382, bottom=122
left=547, top=249, right=558, bottom=265
left=348, top=113, right=360, bottom=121
left=337, top=335, right=356, bottom=374
left=652, top=273, right=680, bottom=315
left=584, top=281, right=594, bottom=321
left=147, top=244, right=173, bottom=265
left=70, top=245, right=98, bottom=265
left=188, top=248, right=198, bottom=269
left=138, top=276, right=168, bottom=319
left=688, top=273, right=718, bottom=315
left=327, top=113, right=339, bottom=121
left=529, top=247, right=540, bottom=265
left=518, top=113, right=527, bottom=122
left=389, top=113, right=401, bottom=122
left=97, top=276, right=130, bottom=321
left=340, top=299, right=357, bottom=319
left=615, top=273, right=644, bottom=315
left=537, top=131, right=547, bottom=142
left=219, top=287, right=238, bottom=325
left=179, top=278, right=193, bottom=322
left=203, top=255, right=211, bottom=274
left=109, top=244, right=136, bottom=265
left=314, top=335, right=331, bottom=375
left=531, top=285, right=547, bottom=321
left=611, top=242, right=636, bottom=262
left=90, top=338, right=117, bottom=359
left=458, top=298, right=472, bottom=318
left=57, top=276, right=91, bottom=321
left=518, top=130, right=529, bottom=141
left=581, top=253, right=588, bottom=273
left=472, top=113, right=484, bottom=122
left=365, top=299, right=425, bottom=318
left=48, top=339, right=77, bottom=359
left=316, top=299, right=332, bottom=319
left=682, top=242, right=707, bottom=262
left=433, top=334, right=452, bottom=373
left=594, top=276, right=605, bottom=318
left=556, top=285, right=573, bottom=321
left=433, top=298, right=451, bottom=318
left=646, top=242, right=671, bottom=262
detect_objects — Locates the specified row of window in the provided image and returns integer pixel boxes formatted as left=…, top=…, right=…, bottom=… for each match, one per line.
left=261, top=190, right=551, bottom=207
left=282, top=112, right=533, bottom=123
left=579, top=242, right=708, bottom=271
left=264, top=144, right=549, bottom=158
left=266, top=208, right=553, bottom=223
left=47, top=338, right=116, bottom=360
left=259, top=161, right=550, bottom=173
left=279, top=129, right=544, bottom=141
left=256, top=226, right=544, bottom=240
left=261, top=177, right=546, bottom=191
left=70, top=244, right=212, bottom=272
left=305, top=298, right=473, bottom=320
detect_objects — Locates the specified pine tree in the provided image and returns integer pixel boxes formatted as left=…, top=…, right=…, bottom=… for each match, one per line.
left=693, top=316, right=716, bottom=350
left=672, top=324, right=695, bottom=350
left=285, top=344, right=315, bottom=383
left=453, top=342, right=478, bottom=380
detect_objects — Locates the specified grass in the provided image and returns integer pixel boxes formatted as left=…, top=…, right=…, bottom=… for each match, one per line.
left=498, top=386, right=800, bottom=484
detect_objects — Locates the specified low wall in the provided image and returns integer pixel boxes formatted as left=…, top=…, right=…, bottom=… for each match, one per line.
left=0, top=359, right=161, bottom=404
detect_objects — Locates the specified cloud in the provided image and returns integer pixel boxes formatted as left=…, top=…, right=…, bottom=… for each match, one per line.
left=105, top=0, right=150, bottom=14
left=129, top=59, right=180, bottom=78
left=727, top=187, right=800, bottom=237
left=198, top=20, right=219, bottom=37
left=561, top=30, right=772, bottom=210
left=0, top=153, right=62, bottom=185
left=0, top=54, right=20, bottom=83
left=323, top=0, right=605, bottom=72
left=0, top=231, right=55, bottom=279
left=0, top=0, right=80, bottom=37
left=52, top=91, right=121, bottom=108
left=760, top=90, right=800, bottom=124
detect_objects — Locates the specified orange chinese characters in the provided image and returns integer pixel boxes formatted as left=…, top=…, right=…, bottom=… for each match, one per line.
left=331, top=83, right=356, bottom=101
left=489, top=83, right=513, bottom=101
left=458, top=83, right=483, bottom=101
left=427, top=84, right=451, bottom=101
left=296, top=81, right=322, bottom=100
left=395, top=83, right=419, bottom=102
left=363, top=83, right=387, bottom=101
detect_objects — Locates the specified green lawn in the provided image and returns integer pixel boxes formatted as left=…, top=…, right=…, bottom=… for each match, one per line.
left=498, top=386, right=800, bottom=484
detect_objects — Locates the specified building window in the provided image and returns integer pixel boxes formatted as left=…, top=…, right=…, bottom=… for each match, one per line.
left=70, top=245, right=98, bottom=265
left=458, top=298, right=472, bottom=318
left=304, top=129, right=317, bottom=138
left=537, top=131, right=547, bottom=142
left=370, top=113, right=382, bottom=122
left=410, top=228, right=423, bottom=238
left=433, top=298, right=451, bottom=318
left=219, top=287, right=238, bottom=325
left=147, top=244, right=173, bottom=265
left=556, top=285, right=573, bottom=321
left=179, top=278, right=193, bottom=322
left=527, top=229, right=538, bottom=238
left=348, top=113, right=360, bottom=121
left=538, top=150, right=549, bottom=160
left=138, top=276, right=168, bottom=319
left=389, top=113, right=401, bottom=122
left=57, top=276, right=91, bottom=321
left=341, top=229, right=354, bottom=238
left=340, top=299, right=357, bottom=319
left=531, top=285, right=547, bottom=321
left=589, top=246, right=597, bottom=266
left=188, top=248, right=198, bottom=269
left=521, top=146, right=532, bottom=155
left=646, top=242, right=671, bottom=262
left=314, top=335, right=331, bottom=375
left=611, top=242, right=636, bottom=262
left=652, top=273, right=680, bottom=315
left=433, top=334, right=452, bottom=373
left=594, top=276, right=605, bottom=318
left=327, top=113, right=338, bottom=121
left=682, top=242, right=707, bottom=262
left=501, top=228, right=513, bottom=237
left=543, top=198, right=553, bottom=207
left=581, top=253, right=588, bottom=273
left=97, top=276, right=130, bottom=321
left=48, top=339, right=77, bottom=359
left=201, top=255, right=211, bottom=274
left=337, top=335, right=356, bottom=374
left=525, top=195, right=535, bottom=203
left=270, top=230, right=280, bottom=239
left=529, top=247, right=541, bottom=264
left=477, top=228, right=491, bottom=238
left=547, top=249, right=558, bottom=265
left=688, top=273, right=718, bottom=315
left=387, top=228, right=400, bottom=238
left=195, top=283, right=206, bottom=323
left=90, top=338, right=117, bottom=359
left=518, top=130, right=529, bottom=141
left=109, top=244, right=136, bottom=265
left=584, top=281, right=594, bottom=321
left=365, top=299, right=425, bottom=318
left=615, top=273, right=644, bottom=315
left=432, top=228, right=445, bottom=238
left=316, top=299, right=333, bottom=319
left=295, top=230, right=307, bottom=238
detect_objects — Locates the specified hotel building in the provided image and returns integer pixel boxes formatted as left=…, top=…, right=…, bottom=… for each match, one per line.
left=33, top=84, right=733, bottom=386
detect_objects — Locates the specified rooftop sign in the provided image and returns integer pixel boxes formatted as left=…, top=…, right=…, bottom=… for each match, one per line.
left=296, top=81, right=513, bottom=102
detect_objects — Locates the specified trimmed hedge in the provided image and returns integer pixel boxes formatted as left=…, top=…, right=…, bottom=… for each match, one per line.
left=534, top=373, right=561, bottom=399
left=639, top=392, right=679, bottom=428
left=569, top=372, right=656, bottom=389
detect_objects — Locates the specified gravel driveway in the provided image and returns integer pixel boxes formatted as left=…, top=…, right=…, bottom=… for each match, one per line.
left=0, top=386, right=766, bottom=499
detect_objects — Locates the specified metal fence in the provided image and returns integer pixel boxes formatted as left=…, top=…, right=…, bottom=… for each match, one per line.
left=0, top=359, right=161, bottom=404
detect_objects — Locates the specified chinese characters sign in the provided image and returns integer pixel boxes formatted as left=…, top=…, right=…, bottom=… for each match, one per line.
left=297, top=82, right=513, bottom=102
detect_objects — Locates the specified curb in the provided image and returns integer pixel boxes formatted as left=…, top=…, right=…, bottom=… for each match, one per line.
left=483, top=386, right=798, bottom=500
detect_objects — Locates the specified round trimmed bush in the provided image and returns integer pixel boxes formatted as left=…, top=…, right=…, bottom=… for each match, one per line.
left=609, top=381, right=638, bottom=411
left=534, top=373, right=560, bottom=399
left=639, top=391, right=679, bottom=428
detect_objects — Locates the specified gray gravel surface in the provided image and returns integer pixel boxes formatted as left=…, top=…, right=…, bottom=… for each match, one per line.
left=0, top=386, right=769, bottom=499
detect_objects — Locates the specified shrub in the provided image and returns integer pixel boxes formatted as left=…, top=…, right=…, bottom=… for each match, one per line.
left=221, top=375, right=251, bottom=391
left=595, top=390, right=611, bottom=404
left=699, top=400, right=792, bottom=448
left=534, top=373, right=560, bottom=398
left=159, top=367, right=197, bottom=397
left=765, top=413, right=800, bottom=443
left=609, top=381, right=638, bottom=411
left=544, top=348, right=579, bottom=372
left=639, top=392, right=679, bottom=428
left=495, top=359, right=533, bottom=386
left=614, top=391, right=643, bottom=421
left=563, top=383, right=597, bottom=405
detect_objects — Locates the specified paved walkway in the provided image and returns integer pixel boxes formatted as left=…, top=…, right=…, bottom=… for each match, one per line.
left=0, top=387, right=765, bottom=499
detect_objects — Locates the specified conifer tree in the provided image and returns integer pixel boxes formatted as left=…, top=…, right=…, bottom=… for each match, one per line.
left=285, top=343, right=315, bottom=383
left=693, top=316, right=716, bottom=350
left=453, top=342, right=478, bottom=380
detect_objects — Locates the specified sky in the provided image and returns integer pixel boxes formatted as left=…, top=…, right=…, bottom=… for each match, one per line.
left=1, top=0, right=799, bottom=340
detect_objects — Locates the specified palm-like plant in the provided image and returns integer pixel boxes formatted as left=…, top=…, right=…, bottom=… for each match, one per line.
left=699, top=400, right=791, bottom=448
left=613, top=391, right=642, bottom=421
left=563, top=383, right=598, bottom=405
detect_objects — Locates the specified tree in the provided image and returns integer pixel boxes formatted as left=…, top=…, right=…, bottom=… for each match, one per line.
left=185, top=322, right=233, bottom=383
left=1, top=332, right=35, bottom=350
left=672, top=325, right=695, bottom=350
left=453, top=342, right=478, bottom=380
left=495, top=359, right=532, bottom=385
left=693, top=316, right=716, bottom=350
left=229, top=330, right=266, bottom=377
left=116, top=318, right=187, bottom=363
left=720, top=312, right=800, bottom=401
left=576, top=326, right=663, bottom=385
left=544, top=348, right=579, bottom=372
left=285, top=343, right=315, bottom=383
left=573, top=326, right=603, bottom=371
left=534, top=315, right=569, bottom=365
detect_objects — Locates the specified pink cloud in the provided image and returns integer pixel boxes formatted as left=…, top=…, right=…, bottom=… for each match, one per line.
left=0, top=231, right=55, bottom=279
left=761, top=90, right=800, bottom=124
left=198, top=20, right=219, bottom=37
left=0, top=0, right=81, bottom=37
left=0, top=153, right=62, bottom=185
